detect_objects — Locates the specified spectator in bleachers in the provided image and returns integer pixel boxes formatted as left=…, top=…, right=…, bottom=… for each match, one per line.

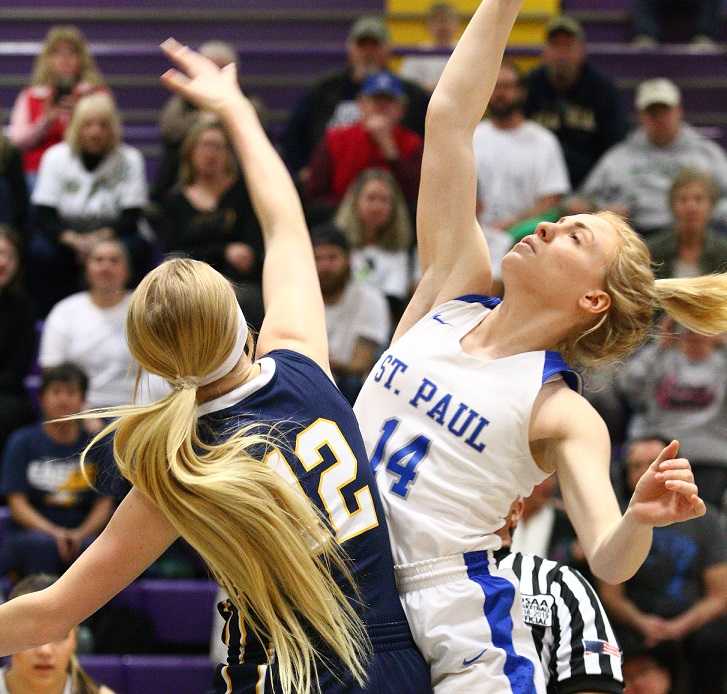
left=616, top=328, right=727, bottom=509
left=0, top=134, right=29, bottom=237
left=312, top=224, right=391, bottom=404
left=159, top=117, right=264, bottom=326
left=39, top=239, right=134, bottom=410
left=508, top=476, right=586, bottom=576
left=1, top=574, right=115, bottom=693
left=399, top=2, right=461, bottom=92
left=0, top=364, right=114, bottom=578
left=599, top=437, right=727, bottom=694
left=632, top=0, right=722, bottom=48
left=0, top=227, right=36, bottom=459
left=648, top=168, right=727, bottom=279
left=153, top=40, right=238, bottom=201
left=282, top=15, right=429, bottom=178
left=9, top=26, right=104, bottom=185
left=525, top=15, right=627, bottom=189
left=622, top=643, right=678, bottom=694
left=30, top=92, right=150, bottom=316
left=305, top=71, right=423, bottom=219
left=474, top=60, right=570, bottom=282
left=335, top=168, right=412, bottom=316
left=569, top=78, right=727, bottom=236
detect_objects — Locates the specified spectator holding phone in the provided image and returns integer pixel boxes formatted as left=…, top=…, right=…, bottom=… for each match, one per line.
left=9, top=26, right=105, bottom=185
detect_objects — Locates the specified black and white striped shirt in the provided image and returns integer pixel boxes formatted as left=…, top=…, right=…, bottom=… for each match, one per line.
left=496, top=551, right=624, bottom=694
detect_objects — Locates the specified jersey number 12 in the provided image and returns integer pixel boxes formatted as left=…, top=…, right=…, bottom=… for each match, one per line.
left=265, top=418, right=379, bottom=544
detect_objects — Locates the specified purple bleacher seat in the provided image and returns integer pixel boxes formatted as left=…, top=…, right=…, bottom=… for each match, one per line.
left=79, top=655, right=127, bottom=693
left=139, top=580, right=217, bottom=646
left=124, top=655, right=215, bottom=694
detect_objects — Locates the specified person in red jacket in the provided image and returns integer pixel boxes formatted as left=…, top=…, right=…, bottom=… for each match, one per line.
left=305, top=72, right=423, bottom=220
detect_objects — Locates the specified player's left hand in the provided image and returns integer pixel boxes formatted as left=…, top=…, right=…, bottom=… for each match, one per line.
left=627, top=440, right=706, bottom=527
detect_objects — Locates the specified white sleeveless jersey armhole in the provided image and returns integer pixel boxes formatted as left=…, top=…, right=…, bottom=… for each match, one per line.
left=354, top=295, right=581, bottom=566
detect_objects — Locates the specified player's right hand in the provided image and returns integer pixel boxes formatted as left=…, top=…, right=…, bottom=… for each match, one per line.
left=160, top=38, right=252, bottom=118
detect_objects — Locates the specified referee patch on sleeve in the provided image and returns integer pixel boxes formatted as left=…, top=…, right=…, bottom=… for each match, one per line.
left=521, top=594, right=554, bottom=627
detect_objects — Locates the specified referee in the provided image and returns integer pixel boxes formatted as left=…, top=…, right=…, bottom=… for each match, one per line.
left=495, top=499, right=624, bottom=694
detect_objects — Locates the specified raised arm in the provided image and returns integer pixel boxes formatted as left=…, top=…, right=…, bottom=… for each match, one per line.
left=396, top=0, right=523, bottom=340
left=0, top=488, right=177, bottom=655
left=532, top=384, right=705, bottom=584
left=160, top=39, right=329, bottom=370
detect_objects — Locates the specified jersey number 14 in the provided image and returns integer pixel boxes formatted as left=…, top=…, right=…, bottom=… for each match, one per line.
left=370, top=418, right=431, bottom=498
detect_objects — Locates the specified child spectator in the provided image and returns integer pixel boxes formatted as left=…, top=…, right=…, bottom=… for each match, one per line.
left=0, top=364, right=114, bottom=578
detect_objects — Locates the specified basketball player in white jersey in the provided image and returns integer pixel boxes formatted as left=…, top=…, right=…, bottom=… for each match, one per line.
left=354, top=0, right=725, bottom=691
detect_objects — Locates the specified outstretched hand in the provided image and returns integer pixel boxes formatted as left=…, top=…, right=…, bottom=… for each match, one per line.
left=160, top=38, right=252, bottom=117
left=628, top=440, right=706, bottom=527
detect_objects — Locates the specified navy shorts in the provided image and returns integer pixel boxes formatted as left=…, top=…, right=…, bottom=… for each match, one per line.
left=209, top=620, right=432, bottom=693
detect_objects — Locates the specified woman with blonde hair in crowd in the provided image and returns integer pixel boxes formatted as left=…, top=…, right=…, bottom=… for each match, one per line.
left=336, top=168, right=413, bottom=316
left=0, top=41, right=431, bottom=694
left=0, top=575, right=114, bottom=694
left=353, top=0, right=719, bottom=689
left=10, top=26, right=104, bottom=182
left=160, top=115, right=265, bottom=327
left=30, top=91, right=149, bottom=315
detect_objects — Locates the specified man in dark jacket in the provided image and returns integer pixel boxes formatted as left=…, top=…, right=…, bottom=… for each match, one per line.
left=524, top=15, right=628, bottom=188
left=282, top=15, right=429, bottom=178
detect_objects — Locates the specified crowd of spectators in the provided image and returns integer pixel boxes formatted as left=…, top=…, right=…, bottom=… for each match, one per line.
left=2, top=5, right=727, bottom=693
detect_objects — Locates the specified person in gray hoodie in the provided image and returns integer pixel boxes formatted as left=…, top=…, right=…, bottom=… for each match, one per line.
left=616, top=325, right=727, bottom=509
left=568, top=78, right=727, bottom=236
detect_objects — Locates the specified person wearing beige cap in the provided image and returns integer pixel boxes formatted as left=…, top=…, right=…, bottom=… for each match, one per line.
left=569, top=77, right=727, bottom=235
left=282, top=14, right=429, bottom=179
left=524, top=14, right=627, bottom=188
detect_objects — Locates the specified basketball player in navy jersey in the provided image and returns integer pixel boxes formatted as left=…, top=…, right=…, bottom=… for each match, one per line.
left=0, top=40, right=431, bottom=694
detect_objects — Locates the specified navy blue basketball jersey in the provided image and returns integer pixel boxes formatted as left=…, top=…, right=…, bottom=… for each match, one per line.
left=200, top=350, right=430, bottom=694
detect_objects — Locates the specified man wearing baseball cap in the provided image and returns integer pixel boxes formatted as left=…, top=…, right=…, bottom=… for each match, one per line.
left=282, top=15, right=429, bottom=177
left=305, top=70, right=423, bottom=219
left=569, top=77, right=727, bottom=235
left=525, top=14, right=627, bottom=188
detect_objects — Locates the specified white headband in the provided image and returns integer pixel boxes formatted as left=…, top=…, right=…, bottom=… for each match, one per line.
left=169, top=306, right=248, bottom=390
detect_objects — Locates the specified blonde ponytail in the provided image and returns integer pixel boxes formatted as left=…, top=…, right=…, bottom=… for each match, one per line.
left=655, top=274, right=727, bottom=335
left=560, top=212, right=727, bottom=367
left=79, top=259, right=369, bottom=694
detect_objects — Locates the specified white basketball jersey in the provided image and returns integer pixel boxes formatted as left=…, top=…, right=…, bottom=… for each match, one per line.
left=354, top=295, right=580, bottom=566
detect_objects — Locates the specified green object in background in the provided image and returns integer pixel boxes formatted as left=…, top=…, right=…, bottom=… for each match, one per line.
left=507, top=207, right=561, bottom=242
